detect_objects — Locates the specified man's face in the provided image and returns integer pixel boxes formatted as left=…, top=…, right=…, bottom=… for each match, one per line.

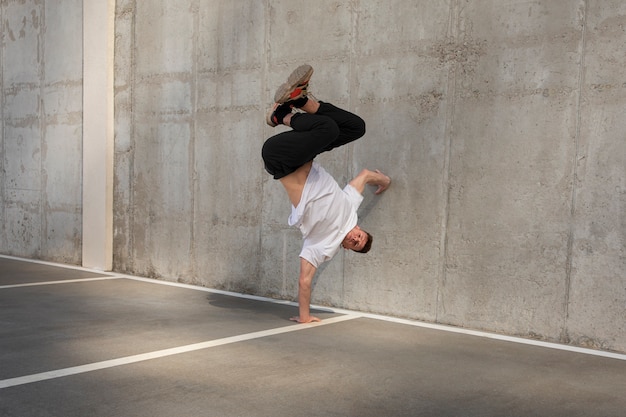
left=342, top=226, right=367, bottom=252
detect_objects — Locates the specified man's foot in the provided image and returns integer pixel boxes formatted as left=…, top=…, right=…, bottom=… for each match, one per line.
left=266, top=102, right=293, bottom=127
left=274, top=64, right=314, bottom=104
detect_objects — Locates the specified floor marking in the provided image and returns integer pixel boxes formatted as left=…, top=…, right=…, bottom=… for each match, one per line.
left=326, top=309, right=626, bottom=362
left=0, top=276, right=121, bottom=290
left=0, top=314, right=359, bottom=389
left=0, top=254, right=115, bottom=275
left=127, top=276, right=626, bottom=361
left=3, top=255, right=626, bottom=362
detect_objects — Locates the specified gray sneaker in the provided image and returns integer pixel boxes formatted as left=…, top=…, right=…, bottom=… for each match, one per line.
left=274, top=64, right=314, bottom=104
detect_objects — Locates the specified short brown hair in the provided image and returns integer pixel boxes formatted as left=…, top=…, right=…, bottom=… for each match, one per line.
left=355, top=232, right=373, bottom=254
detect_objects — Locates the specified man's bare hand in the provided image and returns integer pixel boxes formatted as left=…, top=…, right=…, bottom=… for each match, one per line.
left=349, top=168, right=391, bottom=195
left=290, top=316, right=321, bottom=324
left=373, top=169, right=391, bottom=194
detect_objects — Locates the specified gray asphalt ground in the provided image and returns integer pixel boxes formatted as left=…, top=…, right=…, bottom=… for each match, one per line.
left=1, top=256, right=625, bottom=417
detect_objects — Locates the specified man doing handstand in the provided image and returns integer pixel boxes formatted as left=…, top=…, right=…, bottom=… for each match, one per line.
left=262, top=64, right=391, bottom=323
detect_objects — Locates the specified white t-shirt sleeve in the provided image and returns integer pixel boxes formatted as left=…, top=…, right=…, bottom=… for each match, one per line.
left=299, top=244, right=333, bottom=269
left=343, top=184, right=364, bottom=209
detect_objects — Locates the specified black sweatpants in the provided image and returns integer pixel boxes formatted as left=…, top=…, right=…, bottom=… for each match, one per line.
left=262, top=102, right=366, bottom=179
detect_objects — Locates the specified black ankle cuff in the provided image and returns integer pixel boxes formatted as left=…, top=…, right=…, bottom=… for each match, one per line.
left=274, top=103, right=292, bottom=124
left=288, top=96, right=309, bottom=108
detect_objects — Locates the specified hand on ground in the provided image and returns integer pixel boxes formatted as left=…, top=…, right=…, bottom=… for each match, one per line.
left=290, top=316, right=321, bottom=324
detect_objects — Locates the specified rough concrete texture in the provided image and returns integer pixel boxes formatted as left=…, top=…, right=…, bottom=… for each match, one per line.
left=0, top=0, right=83, bottom=263
left=1, top=1, right=624, bottom=352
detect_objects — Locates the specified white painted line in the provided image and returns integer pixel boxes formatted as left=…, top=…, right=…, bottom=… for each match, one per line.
left=0, top=254, right=116, bottom=275
left=325, top=308, right=626, bottom=362
left=0, top=314, right=360, bottom=389
left=3, top=255, right=626, bottom=362
left=126, top=275, right=626, bottom=361
left=129, top=274, right=626, bottom=361
left=0, top=276, right=121, bottom=290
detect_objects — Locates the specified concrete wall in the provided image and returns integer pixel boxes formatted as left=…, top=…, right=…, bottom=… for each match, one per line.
left=1, top=1, right=624, bottom=353
left=0, top=0, right=83, bottom=263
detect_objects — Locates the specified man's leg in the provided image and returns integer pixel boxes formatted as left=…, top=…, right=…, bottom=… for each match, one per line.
left=262, top=98, right=367, bottom=180
left=270, top=64, right=366, bottom=149
left=303, top=99, right=366, bottom=152
left=262, top=111, right=340, bottom=180
left=262, top=64, right=366, bottom=179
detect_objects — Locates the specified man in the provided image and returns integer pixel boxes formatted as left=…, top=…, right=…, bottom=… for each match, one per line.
left=262, top=64, right=391, bottom=323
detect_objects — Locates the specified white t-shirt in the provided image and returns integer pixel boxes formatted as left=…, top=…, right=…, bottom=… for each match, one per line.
left=288, top=162, right=364, bottom=268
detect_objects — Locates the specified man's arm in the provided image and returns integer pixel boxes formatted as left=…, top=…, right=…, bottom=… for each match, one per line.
left=349, top=169, right=391, bottom=195
left=290, top=257, right=321, bottom=323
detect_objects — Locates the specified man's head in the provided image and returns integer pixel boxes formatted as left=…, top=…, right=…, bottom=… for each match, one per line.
left=341, top=225, right=373, bottom=253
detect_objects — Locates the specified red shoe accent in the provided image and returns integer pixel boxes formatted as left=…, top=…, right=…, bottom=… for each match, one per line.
left=289, top=88, right=303, bottom=99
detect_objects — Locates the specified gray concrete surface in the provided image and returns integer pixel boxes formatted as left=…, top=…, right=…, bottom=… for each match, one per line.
left=1, top=257, right=626, bottom=417
left=0, top=0, right=83, bottom=262
left=1, top=1, right=625, bottom=354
